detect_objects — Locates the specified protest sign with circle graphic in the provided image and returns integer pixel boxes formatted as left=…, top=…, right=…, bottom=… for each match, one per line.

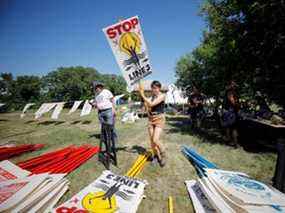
left=103, top=16, right=152, bottom=89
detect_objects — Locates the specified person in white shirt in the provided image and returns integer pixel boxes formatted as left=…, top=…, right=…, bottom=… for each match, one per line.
left=91, top=81, right=117, bottom=143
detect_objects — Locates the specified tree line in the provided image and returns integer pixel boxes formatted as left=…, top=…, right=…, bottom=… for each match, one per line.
left=0, top=66, right=127, bottom=111
left=176, top=0, right=285, bottom=107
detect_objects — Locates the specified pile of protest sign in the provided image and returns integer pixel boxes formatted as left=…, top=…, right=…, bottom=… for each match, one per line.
left=54, top=170, right=147, bottom=213
left=182, top=146, right=285, bottom=212
left=0, top=160, right=69, bottom=212
left=54, top=150, right=150, bottom=212
left=0, top=144, right=44, bottom=161
left=18, top=145, right=99, bottom=174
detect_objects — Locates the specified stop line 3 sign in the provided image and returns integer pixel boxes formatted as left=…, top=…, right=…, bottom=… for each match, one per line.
left=103, top=16, right=153, bottom=89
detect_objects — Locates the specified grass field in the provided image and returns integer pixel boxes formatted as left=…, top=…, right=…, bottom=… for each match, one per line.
left=0, top=110, right=277, bottom=213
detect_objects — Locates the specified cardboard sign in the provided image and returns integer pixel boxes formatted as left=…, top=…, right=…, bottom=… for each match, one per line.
left=51, top=102, right=65, bottom=119
left=198, top=177, right=234, bottom=213
left=80, top=100, right=92, bottom=117
left=103, top=16, right=152, bottom=88
left=54, top=170, right=147, bottom=213
left=11, top=174, right=66, bottom=213
left=0, top=174, right=49, bottom=211
left=206, top=169, right=285, bottom=206
left=20, top=103, right=35, bottom=118
left=185, top=180, right=216, bottom=213
left=0, top=160, right=31, bottom=182
left=68, top=101, right=83, bottom=114
left=35, top=103, right=57, bottom=119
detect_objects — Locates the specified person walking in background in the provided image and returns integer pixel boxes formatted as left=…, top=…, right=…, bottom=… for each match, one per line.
left=188, top=85, right=205, bottom=129
left=139, top=80, right=166, bottom=167
left=90, top=81, right=117, bottom=145
left=221, top=80, right=240, bottom=147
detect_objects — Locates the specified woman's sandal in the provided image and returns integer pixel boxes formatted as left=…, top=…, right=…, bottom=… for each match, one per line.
left=158, top=152, right=166, bottom=167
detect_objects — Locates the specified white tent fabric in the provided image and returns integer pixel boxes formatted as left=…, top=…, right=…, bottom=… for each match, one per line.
left=51, top=102, right=65, bottom=120
left=35, top=103, right=57, bottom=119
left=68, top=101, right=83, bottom=114
left=165, top=84, right=188, bottom=104
left=80, top=100, right=92, bottom=117
left=20, top=103, right=35, bottom=118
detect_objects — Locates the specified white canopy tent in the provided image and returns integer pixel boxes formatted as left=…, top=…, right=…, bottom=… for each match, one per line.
left=165, top=84, right=188, bottom=105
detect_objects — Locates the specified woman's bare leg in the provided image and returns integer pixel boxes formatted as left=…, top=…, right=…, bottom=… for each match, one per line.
left=152, top=127, right=164, bottom=160
left=148, top=125, right=156, bottom=155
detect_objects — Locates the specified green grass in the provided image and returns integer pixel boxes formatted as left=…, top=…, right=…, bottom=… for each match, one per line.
left=0, top=110, right=277, bottom=213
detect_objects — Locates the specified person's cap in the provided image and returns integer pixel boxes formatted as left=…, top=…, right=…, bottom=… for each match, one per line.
left=92, top=81, right=104, bottom=88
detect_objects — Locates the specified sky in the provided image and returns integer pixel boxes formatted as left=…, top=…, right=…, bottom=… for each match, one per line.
left=0, top=0, right=205, bottom=84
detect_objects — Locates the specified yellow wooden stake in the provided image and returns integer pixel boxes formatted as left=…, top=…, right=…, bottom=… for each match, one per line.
left=129, top=154, right=148, bottom=177
left=168, top=196, right=173, bottom=213
left=126, top=155, right=144, bottom=176
left=126, top=151, right=152, bottom=177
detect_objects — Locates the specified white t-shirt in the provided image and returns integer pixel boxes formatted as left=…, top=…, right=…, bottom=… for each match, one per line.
left=95, top=89, right=113, bottom=110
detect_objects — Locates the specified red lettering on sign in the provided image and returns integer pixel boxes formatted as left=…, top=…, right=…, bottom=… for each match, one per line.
left=123, top=21, right=132, bottom=32
left=106, top=17, right=139, bottom=39
left=56, top=206, right=88, bottom=213
left=131, top=17, right=138, bottom=28
left=106, top=28, right=116, bottom=39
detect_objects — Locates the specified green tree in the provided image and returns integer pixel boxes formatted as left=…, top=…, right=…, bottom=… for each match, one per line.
left=176, top=0, right=285, bottom=106
left=0, top=73, right=41, bottom=110
left=42, top=66, right=127, bottom=102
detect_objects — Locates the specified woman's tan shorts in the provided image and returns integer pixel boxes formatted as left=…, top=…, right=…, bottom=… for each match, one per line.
left=148, top=114, right=165, bottom=128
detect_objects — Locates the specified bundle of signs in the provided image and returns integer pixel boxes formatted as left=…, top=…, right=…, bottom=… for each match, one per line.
left=18, top=145, right=100, bottom=174
left=0, top=144, right=44, bottom=161
left=182, top=146, right=285, bottom=213
left=54, top=170, right=147, bottom=213
left=0, top=160, right=69, bottom=212
left=54, top=152, right=150, bottom=212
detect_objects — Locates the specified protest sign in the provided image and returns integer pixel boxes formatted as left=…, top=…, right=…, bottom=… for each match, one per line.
left=68, top=100, right=83, bottom=114
left=80, top=100, right=92, bottom=117
left=185, top=180, right=216, bottom=213
left=0, top=173, right=49, bottom=211
left=20, top=103, right=35, bottom=118
left=11, top=174, right=66, bottom=213
left=0, top=161, right=69, bottom=212
left=103, top=16, right=152, bottom=88
left=51, top=102, right=65, bottom=119
left=0, top=160, right=31, bottom=182
left=54, top=170, right=147, bottom=213
left=205, top=168, right=285, bottom=206
left=35, top=103, right=57, bottom=119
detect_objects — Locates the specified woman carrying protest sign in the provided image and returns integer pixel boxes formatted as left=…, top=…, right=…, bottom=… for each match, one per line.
left=139, top=80, right=166, bottom=167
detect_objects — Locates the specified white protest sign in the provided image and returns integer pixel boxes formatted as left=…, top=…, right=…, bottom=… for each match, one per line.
left=103, top=16, right=152, bottom=88
left=35, top=103, right=57, bottom=119
left=68, top=101, right=83, bottom=114
left=205, top=169, right=285, bottom=206
left=185, top=180, right=216, bottom=213
left=80, top=100, right=92, bottom=117
left=0, top=160, right=31, bottom=182
left=20, top=103, right=35, bottom=118
left=51, top=102, right=65, bottom=119
left=0, top=173, right=49, bottom=212
left=54, top=170, right=147, bottom=213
